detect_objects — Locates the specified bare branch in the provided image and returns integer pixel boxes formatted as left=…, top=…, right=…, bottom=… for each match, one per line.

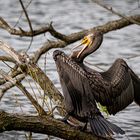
left=0, top=17, right=66, bottom=38
left=0, top=40, right=23, bottom=64
left=0, top=17, right=11, bottom=30
left=0, top=55, right=16, bottom=63
left=0, top=15, right=139, bottom=40
left=0, top=73, right=24, bottom=100
left=91, top=0, right=140, bottom=25
left=49, top=22, right=68, bottom=40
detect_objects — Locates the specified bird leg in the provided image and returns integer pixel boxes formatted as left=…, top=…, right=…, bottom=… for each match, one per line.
left=57, top=114, right=85, bottom=130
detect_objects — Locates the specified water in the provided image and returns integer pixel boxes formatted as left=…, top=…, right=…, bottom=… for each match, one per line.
left=0, top=0, right=140, bottom=139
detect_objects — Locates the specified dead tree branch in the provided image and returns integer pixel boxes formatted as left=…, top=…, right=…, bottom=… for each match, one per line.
left=0, top=111, right=108, bottom=140
left=0, top=55, right=16, bottom=63
left=0, top=17, right=66, bottom=38
left=0, top=73, right=24, bottom=100
left=91, top=0, right=140, bottom=25
left=0, top=15, right=140, bottom=39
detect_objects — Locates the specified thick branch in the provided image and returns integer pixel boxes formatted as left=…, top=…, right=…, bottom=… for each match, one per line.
left=0, top=111, right=107, bottom=140
left=0, top=15, right=140, bottom=40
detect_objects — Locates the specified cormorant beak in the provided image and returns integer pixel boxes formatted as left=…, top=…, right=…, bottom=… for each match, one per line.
left=72, top=34, right=94, bottom=58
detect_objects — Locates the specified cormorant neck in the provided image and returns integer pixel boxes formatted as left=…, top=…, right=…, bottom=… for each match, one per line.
left=70, top=51, right=84, bottom=63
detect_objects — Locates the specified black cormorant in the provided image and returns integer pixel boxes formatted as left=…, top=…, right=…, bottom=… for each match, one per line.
left=53, top=31, right=140, bottom=137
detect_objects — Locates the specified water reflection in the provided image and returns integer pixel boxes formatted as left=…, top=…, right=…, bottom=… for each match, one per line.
left=0, top=0, right=140, bottom=139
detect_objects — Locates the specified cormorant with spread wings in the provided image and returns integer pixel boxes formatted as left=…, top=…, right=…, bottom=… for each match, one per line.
left=53, top=31, right=140, bottom=137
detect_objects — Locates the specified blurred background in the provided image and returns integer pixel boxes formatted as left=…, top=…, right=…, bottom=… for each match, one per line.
left=0, top=0, right=140, bottom=139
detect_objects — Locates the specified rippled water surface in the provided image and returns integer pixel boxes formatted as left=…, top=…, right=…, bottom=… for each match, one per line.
left=0, top=0, right=140, bottom=140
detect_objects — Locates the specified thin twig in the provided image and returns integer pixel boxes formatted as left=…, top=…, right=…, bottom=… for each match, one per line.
left=25, top=36, right=33, bottom=52
left=19, top=0, right=33, bottom=33
left=19, top=0, right=34, bottom=52
left=14, top=0, right=32, bottom=27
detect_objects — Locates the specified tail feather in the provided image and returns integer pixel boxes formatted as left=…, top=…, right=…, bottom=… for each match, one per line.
left=94, top=118, right=106, bottom=136
left=96, top=116, right=113, bottom=136
left=88, top=115, right=125, bottom=137
left=99, top=117, right=114, bottom=135
left=91, top=120, right=100, bottom=136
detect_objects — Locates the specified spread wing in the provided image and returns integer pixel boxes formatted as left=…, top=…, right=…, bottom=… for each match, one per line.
left=99, top=59, right=134, bottom=115
left=54, top=51, right=100, bottom=118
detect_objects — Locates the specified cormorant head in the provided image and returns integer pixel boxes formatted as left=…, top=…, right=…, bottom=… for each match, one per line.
left=71, top=31, right=103, bottom=63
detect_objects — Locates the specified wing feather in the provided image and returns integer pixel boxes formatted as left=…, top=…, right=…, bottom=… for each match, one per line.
left=54, top=51, right=99, bottom=117
left=100, top=59, right=134, bottom=114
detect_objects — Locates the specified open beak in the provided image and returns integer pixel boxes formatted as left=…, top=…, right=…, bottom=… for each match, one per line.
left=72, top=35, right=93, bottom=58
left=76, top=42, right=89, bottom=58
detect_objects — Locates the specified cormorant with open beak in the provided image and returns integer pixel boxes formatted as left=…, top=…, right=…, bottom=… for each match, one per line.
left=53, top=31, right=140, bottom=137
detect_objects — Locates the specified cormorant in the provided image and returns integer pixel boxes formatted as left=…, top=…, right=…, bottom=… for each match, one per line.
left=53, top=31, right=140, bottom=137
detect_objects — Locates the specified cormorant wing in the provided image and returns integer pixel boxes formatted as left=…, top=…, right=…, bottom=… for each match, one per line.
left=54, top=51, right=100, bottom=118
left=97, top=59, right=135, bottom=115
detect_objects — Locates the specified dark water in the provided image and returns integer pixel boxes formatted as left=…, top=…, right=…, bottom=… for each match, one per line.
left=0, top=0, right=140, bottom=140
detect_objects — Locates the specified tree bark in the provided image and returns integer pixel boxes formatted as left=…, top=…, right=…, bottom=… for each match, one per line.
left=0, top=111, right=108, bottom=140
